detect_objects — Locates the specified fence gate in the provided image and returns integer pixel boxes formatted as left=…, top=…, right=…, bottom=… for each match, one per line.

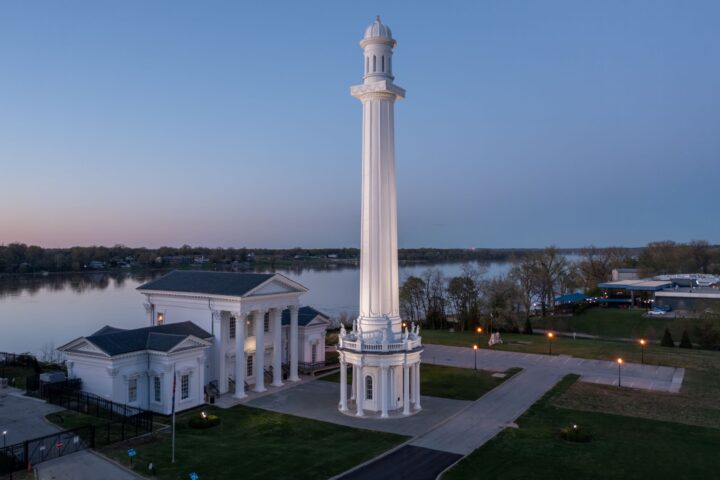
left=26, top=426, right=93, bottom=467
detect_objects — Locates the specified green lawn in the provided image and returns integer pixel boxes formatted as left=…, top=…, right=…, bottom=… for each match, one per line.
left=99, top=405, right=406, bottom=480
left=445, top=375, right=720, bottom=480
left=421, top=328, right=720, bottom=369
left=531, top=308, right=720, bottom=342
left=321, top=363, right=520, bottom=401
left=0, top=365, right=37, bottom=389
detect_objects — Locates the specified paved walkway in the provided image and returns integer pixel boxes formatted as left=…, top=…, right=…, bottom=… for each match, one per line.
left=246, top=379, right=471, bottom=437
left=36, top=450, right=141, bottom=480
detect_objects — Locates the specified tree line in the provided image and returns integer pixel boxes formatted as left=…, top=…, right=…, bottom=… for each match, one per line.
left=400, top=242, right=720, bottom=333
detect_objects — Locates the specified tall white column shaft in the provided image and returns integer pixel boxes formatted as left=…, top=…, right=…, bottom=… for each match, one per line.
left=380, top=366, right=389, bottom=418
left=403, top=364, right=410, bottom=415
left=339, top=361, right=348, bottom=412
left=289, top=305, right=300, bottom=382
left=356, top=365, right=364, bottom=417
left=272, top=308, right=283, bottom=387
left=234, top=313, right=247, bottom=399
left=254, top=310, right=266, bottom=393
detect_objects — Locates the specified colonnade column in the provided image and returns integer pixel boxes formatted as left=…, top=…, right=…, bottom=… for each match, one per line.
left=289, top=305, right=300, bottom=382
left=380, top=366, right=389, bottom=418
left=233, top=312, right=247, bottom=399
left=212, top=311, right=227, bottom=394
left=414, top=363, right=422, bottom=410
left=402, top=364, right=410, bottom=415
left=356, top=364, right=364, bottom=417
left=339, top=359, right=348, bottom=412
left=351, top=364, right=357, bottom=400
left=254, top=310, right=267, bottom=393
left=271, top=308, right=283, bottom=387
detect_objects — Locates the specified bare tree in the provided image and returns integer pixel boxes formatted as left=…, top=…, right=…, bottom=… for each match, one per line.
left=577, top=246, right=627, bottom=290
left=400, top=275, right=426, bottom=323
left=446, top=264, right=484, bottom=331
left=421, top=268, right=448, bottom=329
left=510, top=255, right=539, bottom=320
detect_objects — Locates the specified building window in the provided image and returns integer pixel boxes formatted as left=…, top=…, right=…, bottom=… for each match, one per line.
left=229, top=317, right=236, bottom=339
left=365, top=375, right=373, bottom=400
left=373, top=55, right=376, bottom=72
left=311, top=344, right=318, bottom=364
left=381, top=55, right=385, bottom=72
left=156, top=312, right=164, bottom=325
left=128, top=378, right=137, bottom=403
left=181, top=374, right=189, bottom=400
left=366, top=56, right=369, bottom=73
left=154, top=376, right=161, bottom=402
left=247, top=355, right=254, bottom=377
left=264, top=312, right=269, bottom=332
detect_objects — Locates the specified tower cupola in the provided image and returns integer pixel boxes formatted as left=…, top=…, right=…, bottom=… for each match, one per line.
left=360, top=16, right=396, bottom=83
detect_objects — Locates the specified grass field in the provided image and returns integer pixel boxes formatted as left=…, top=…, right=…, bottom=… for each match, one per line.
left=422, top=327, right=720, bottom=429
left=445, top=375, right=720, bottom=480
left=531, top=307, right=720, bottom=342
left=321, top=363, right=520, bottom=401
left=98, top=405, right=405, bottom=480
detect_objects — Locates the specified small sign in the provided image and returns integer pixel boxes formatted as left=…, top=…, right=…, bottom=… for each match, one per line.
left=73, top=436, right=80, bottom=445
left=56, top=441, right=63, bottom=449
left=128, top=448, right=137, bottom=458
left=190, top=473, right=199, bottom=480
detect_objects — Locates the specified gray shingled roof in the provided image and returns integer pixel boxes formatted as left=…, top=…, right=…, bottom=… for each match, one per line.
left=84, top=321, right=212, bottom=356
left=137, top=270, right=274, bottom=297
left=281, top=306, right=329, bottom=327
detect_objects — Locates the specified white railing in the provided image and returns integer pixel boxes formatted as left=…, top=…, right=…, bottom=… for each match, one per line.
left=339, top=337, right=422, bottom=353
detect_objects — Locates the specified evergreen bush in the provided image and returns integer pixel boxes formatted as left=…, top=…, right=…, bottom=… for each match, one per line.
left=679, top=330, right=693, bottom=349
left=523, top=317, right=534, bottom=335
left=661, top=328, right=675, bottom=347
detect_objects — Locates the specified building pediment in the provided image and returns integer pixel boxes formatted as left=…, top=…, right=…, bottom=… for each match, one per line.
left=58, top=338, right=109, bottom=357
left=245, top=275, right=308, bottom=298
left=167, top=335, right=212, bottom=353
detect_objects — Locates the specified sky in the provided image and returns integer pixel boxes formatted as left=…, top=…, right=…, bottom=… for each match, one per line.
left=1, top=1, right=718, bottom=249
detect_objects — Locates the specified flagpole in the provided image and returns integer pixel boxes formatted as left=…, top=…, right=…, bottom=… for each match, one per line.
left=171, top=364, right=176, bottom=464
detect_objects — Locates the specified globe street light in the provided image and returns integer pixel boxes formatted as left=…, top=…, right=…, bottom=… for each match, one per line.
left=2, top=430, right=6, bottom=449
left=476, top=326, right=483, bottom=344
left=473, top=345, right=478, bottom=371
left=547, top=332, right=555, bottom=355
left=639, top=339, right=647, bottom=364
left=617, top=358, right=623, bottom=388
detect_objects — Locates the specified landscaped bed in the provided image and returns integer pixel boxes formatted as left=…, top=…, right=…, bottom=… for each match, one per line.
left=320, top=363, right=519, bottom=401
left=445, top=375, right=720, bottom=479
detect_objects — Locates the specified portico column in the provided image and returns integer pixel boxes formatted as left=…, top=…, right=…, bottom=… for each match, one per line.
left=234, top=312, right=247, bottom=399
left=414, top=363, right=422, bottom=410
left=254, top=310, right=267, bottom=393
left=403, top=364, right=410, bottom=415
left=213, top=311, right=228, bottom=394
left=351, top=364, right=356, bottom=400
left=271, top=308, right=283, bottom=387
left=380, top=365, right=389, bottom=418
left=356, top=364, right=364, bottom=417
left=339, top=359, right=348, bottom=412
left=289, top=305, right=300, bottom=382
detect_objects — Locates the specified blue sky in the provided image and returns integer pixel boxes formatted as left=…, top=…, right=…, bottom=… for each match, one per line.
left=1, top=1, right=718, bottom=249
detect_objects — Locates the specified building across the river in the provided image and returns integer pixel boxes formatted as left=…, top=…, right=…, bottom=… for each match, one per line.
left=59, top=270, right=329, bottom=414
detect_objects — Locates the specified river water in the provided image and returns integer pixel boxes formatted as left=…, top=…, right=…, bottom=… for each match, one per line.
left=0, top=262, right=513, bottom=356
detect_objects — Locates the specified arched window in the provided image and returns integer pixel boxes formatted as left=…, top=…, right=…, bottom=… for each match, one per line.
left=382, top=56, right=385, bottom=72
left=365, top=375, right=373, bottom=400
left=373, top=55, right=376, bottom=72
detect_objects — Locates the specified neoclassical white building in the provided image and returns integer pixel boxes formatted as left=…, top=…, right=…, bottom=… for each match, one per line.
left=60, top=270, right=329, bottom=414
left=337, top=17, right=423, bottom=418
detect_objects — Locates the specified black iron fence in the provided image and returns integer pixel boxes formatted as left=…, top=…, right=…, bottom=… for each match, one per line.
left=0, top=411, right=154, bottom=476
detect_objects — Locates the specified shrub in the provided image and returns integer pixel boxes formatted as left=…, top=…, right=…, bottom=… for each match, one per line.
left=679, top=330, right=693, bottom=349
left=660, top=328, right=675, bottom=347
left=693, top=322, right=720, bottom=350
left=523, top=317, right=534, bottom=335
left=559, top=424, right=592, bottom=443
left=188, top=414, right=221, bottom=429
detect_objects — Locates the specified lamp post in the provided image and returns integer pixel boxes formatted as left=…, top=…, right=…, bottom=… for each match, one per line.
left=473, top=345, right=478, bottom=371
left=617, top=358, right=623, bottom=388
left=547, top=332, right=554, bottom=355
left=476, top=326, right=483, bottom=344
left=639, top=339, right=646, bottom=364
left=2, top=430, right=6, bottom=449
